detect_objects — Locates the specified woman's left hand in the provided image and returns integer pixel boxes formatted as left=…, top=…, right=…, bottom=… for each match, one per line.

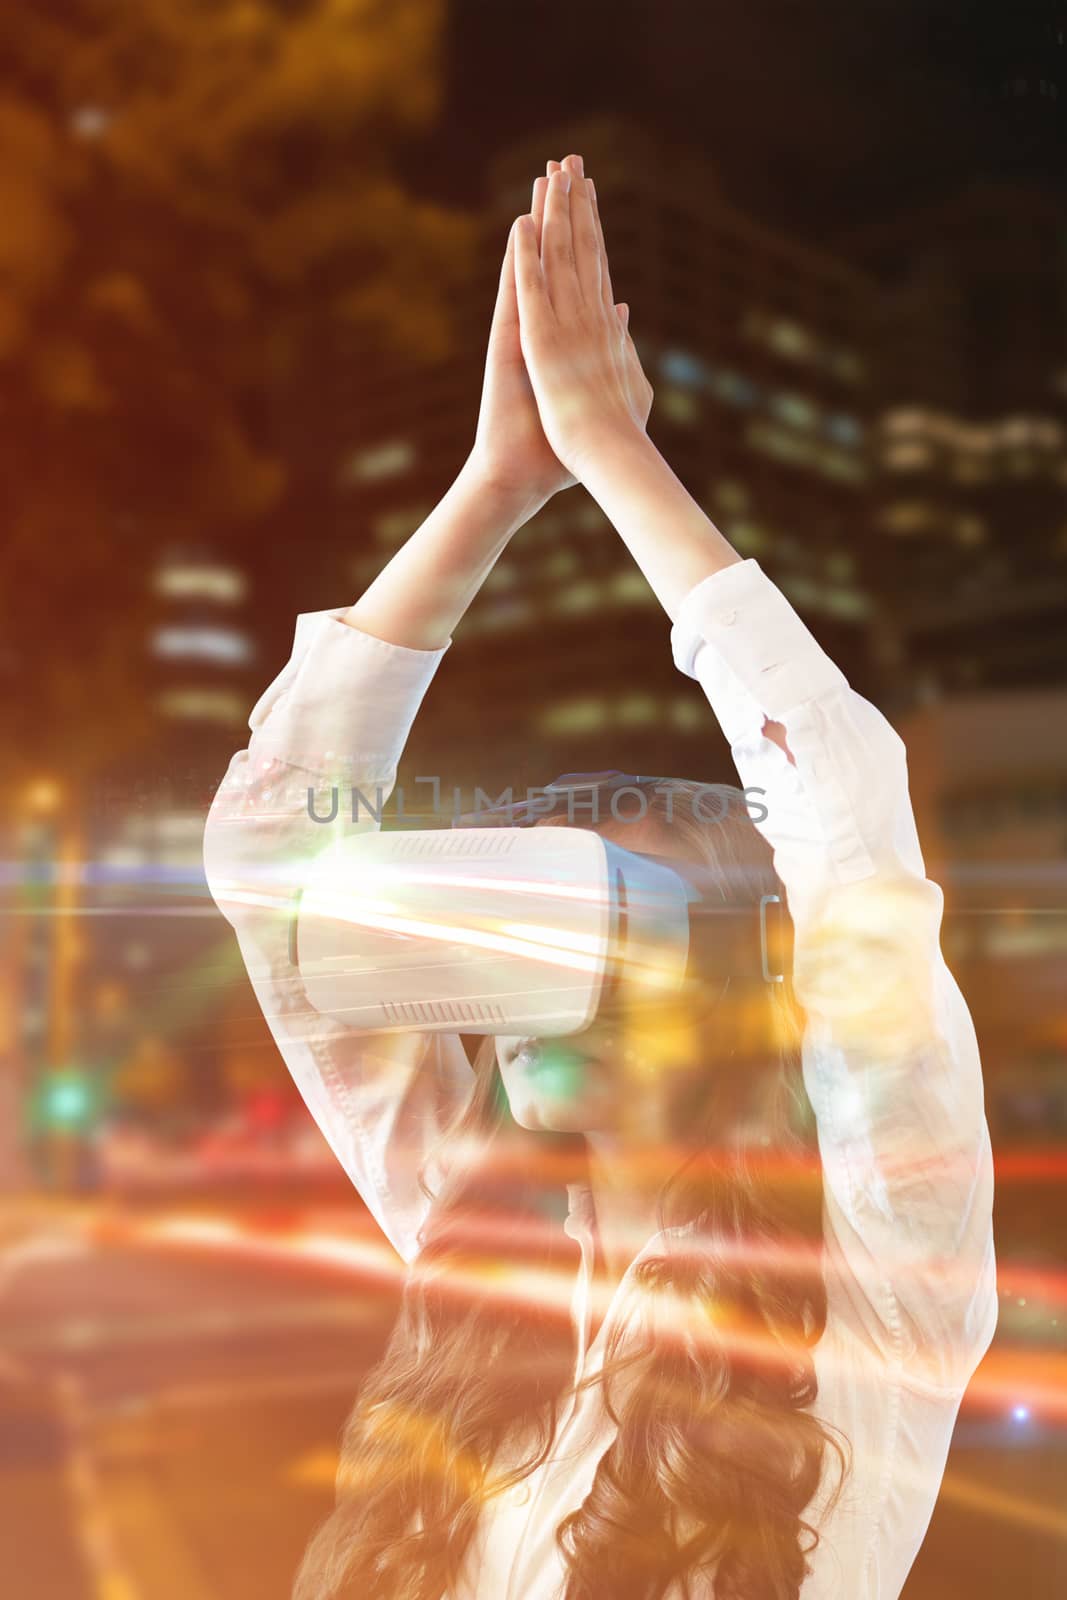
left=513, top=152, right=654, bottom=482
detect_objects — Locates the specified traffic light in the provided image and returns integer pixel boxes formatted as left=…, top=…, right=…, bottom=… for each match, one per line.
left=32, top=1068, right=100, bottom=1133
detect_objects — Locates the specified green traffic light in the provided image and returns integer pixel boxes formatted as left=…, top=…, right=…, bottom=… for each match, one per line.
left=37, top=1071, right=97, bottom=1129
left=45, top=1078, right=92, bottom=1124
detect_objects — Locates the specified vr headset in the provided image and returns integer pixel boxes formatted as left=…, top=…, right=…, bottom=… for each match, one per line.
left=293, top=771, right=791, bottom=1037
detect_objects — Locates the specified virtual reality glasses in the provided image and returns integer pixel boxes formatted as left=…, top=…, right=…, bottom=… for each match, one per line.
left=293, top=772, right=791, bottom=1038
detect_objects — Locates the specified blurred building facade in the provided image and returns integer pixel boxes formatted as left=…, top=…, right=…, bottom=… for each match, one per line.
left=281, top=114, right=1067, bottom=803
left=857, top=183, right=1067, bottom=708
left=14, top=110, right=1066, bottom=1160
left=901, top=686, right=1067, bottom=1141
left=297, top=115, right=883, bottom=801
left=77, top=549, right=264, bottom=1132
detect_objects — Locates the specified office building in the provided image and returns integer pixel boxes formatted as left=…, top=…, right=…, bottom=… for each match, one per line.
left=305, top=114, right=882, bottom=801
left=856, top=182, right=1067, bottom=708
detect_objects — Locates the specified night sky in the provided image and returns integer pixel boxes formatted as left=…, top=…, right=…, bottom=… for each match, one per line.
left=407, top=0, right=1064, bottom=248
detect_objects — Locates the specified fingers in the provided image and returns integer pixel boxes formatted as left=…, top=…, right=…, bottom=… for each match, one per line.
left=563, top=156, right=602, bottom=308
left=587, top=177, right=616, bottom=315
left=487, top=217, right=519, bottom=344
left=531, top=173, right=549, bottom=250
left=512, top=212, right=552, bottom=346
left=540, top=166, right=582, bottom=318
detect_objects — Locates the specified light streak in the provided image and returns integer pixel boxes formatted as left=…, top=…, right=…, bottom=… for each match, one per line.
left=937, top=1467, right=1067, bottom=1540
left=299, top=893, right=605, bottom=975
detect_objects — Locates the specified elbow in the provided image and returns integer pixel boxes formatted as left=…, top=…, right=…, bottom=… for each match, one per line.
left=951, top=1233, right=1000, bottom=1390
left=900, top=1175, right=999, bottom=1393
left=202, top=808, right=241, bottom=932
left=201, top=749, right=258, bottom=932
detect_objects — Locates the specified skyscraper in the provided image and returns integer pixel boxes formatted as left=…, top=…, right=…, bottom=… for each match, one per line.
left=856, top=181, right=1067, bottom=706
left=316, top=115, right=882, bottom=798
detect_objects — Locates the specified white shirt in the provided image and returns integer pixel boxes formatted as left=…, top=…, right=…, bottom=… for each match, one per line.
left=202, top=558, right=998, bottom=1599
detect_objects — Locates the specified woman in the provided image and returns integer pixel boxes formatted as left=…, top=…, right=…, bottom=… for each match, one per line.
left=203, top=154, right=998, bottom=1599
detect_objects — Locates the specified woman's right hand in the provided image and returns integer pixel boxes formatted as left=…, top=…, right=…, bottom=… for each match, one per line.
left=512, top=154, right=654, bottom=483
left=467, top=165, right=578, bottom=506
left=469, top=159, right=637, bottom=508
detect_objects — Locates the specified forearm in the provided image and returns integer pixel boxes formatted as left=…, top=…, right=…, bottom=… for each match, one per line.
left=578, top=430, right=744, bottom=624
left=343, top=454, right=550, bottom=650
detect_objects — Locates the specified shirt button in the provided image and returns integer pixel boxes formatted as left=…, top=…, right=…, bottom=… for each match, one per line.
left=509, top=1482, right=531, bottom=1506
left=719, top=609, right=737, bottom=626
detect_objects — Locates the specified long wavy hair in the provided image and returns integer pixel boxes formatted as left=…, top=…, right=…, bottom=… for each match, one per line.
left=294, top=782, right=851, bottom=1600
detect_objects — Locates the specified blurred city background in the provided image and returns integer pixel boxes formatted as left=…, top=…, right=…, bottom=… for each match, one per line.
left=1, top=2, right=1065, bottom=1596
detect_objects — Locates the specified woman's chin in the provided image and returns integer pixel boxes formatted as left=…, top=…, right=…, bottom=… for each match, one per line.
left=506, top=1088, right=608, bottom=1135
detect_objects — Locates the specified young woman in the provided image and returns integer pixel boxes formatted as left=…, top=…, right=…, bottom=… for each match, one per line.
left=203, top=154, right=998, bottom=1600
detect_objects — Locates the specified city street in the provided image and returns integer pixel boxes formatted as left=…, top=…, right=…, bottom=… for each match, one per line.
left=1, top=1185, right=1064, bottom=1600
left=0, top=1198, right=401, bottom=1600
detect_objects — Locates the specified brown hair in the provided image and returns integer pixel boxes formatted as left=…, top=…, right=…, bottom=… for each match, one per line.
left=294, top=783, right=850, bottom=1600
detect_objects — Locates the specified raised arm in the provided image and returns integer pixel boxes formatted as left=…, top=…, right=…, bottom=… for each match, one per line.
left=514, top=154, right=997, bottom=1393
left=202, top=170, right=590, bottom=1261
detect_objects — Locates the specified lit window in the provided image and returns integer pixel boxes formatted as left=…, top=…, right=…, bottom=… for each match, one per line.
left=955, top=516, right=986, bottom=545
left=711, top=369, right=758, bottom=407
left=339, top=439, right=416, bottom=484
left=822, top=588, right=872, bottom=621
left=825, top=413, right=863, bottom=447
left=533, top=511, right=563, bottom=539
left=883, top=408, right=931, bottom=436
left=152, top=626, right=252, bottom=664
left=541, top=550, right=579, bottom=579
left=883, top=441, right=933, bottom=470
left=952, top=458, right=991, bottom=484
left=156, top=811, right=217, bottom=841
left=615, top=694, right=658, bottom=726
left=746, top=420, right=814, bottom=466
left=70, top=105, right=111, bottom=140
left=373, top=505, right=431, bottom=545
left=552, top=582, right=603, bottom=614
left=829, top=348, right=864, bottom=382
left=477, top=598, right=535, bottom=632
left=731, top=521, right=768, bottom=554
left=670, top=697, right=705, bottom=731
left=999, top=417, right=1031, bottom=447
left=350, top=555, right=380, bottom=584
left=538, top=698, right=606, bottom=735
left=880, top=502, right=932, bottom=534
left=156, top=689, right=247, bottom=725
left=102, top=845, right=145, bottom=870
left=958, top=424, right=995, bottom=453
left=779, top=575, right=822, bottom=607
left=609, top=570, right=656, bottom=604
left=660, top=387, right=700, bottom=423
left=660, top=349, right=710, bottom=388
left=485, top=563, right=517, bottom=591
left=155, top=564, right=246, bottom=603
left=818, top=448, right=868, bottom=484
left=714, top=479, right=749, bottom=513
left=770, top=392, right=818, bottom=429
left=767, top=319, right=814, bottom=360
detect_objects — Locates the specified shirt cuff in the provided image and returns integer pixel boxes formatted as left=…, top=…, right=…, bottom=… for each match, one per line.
left=247, top=608, right=452, bottom=776
left=669, top=559, right=850, bottom=745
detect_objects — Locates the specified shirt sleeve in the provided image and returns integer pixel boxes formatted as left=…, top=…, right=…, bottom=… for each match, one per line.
left=670, top=559, right=998, bottom=1395
left=201, top=608, right=475, bottom=1265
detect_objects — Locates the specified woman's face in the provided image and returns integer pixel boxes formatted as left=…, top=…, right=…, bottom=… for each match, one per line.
left=495, top=996, right=712, bottom=1136
left=494, top=821, right=713, bottom=1136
